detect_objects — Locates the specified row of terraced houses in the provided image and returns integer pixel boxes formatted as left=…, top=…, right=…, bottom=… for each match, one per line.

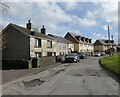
left=2, top=20, right=117, bottom=69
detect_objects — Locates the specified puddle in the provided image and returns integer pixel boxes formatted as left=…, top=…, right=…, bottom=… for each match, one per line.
left=90, top=74, right=97, bottom=76
left=90, top=73, right=100, bottom=76
left=51, top=68, right=66, bottom=76
left=23, top=79, right=45, bottom=87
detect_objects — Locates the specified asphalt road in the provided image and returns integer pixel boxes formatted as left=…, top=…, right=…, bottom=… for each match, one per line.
left=2, top=56, right=119, bottom=95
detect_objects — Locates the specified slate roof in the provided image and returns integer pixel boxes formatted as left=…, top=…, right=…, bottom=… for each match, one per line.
left=67, top=32, right=92, bottom=44
left=2, top=23, right=53, bottom=40
left=96, top=39, right=116, bottom=46
left=48, top=34, right=72, bottom=44
left=69, top=32, right=80, bottom=37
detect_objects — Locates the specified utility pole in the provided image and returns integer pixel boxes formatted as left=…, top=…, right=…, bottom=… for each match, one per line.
left=108, top=25, right=110, bottom=41
left=108, top=25, right=111, bottom=56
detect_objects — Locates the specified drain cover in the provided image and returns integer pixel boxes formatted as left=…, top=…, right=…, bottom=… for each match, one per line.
left=23, top=79, right=45, bottom=87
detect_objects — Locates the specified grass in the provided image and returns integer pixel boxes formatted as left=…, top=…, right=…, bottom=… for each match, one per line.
left=100, top=54, right=120, bottom=75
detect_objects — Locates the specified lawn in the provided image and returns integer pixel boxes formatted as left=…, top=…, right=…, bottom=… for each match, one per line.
left=100, top=55, right=120, bottom=75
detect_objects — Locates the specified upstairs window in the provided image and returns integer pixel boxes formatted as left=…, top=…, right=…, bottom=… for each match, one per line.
left=47, top=40, right=52, bottom=48
left=35, top=38, right=41, bottom=47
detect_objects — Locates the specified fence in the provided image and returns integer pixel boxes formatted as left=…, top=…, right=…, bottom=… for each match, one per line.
left=2, top=60, right=29, bottom=69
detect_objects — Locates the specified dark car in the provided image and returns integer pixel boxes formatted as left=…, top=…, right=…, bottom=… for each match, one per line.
left=65, top=53, right=79, bottom=63
left=79, top=52, right=87, bottom=59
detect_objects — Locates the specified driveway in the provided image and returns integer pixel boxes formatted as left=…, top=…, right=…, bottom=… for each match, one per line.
left=2, top=56, right=119, bottom=95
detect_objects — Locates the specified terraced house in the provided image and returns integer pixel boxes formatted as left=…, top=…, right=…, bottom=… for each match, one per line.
left=2, top=20, right=73, bottom=69
left=94, top=39, right=116, bottom=52
left=48, top=34, right=74, bottom=56
left=64, top=32, right=94, bottom=55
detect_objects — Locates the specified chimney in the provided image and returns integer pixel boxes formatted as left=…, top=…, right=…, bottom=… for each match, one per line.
left=26, top=20, right=31, bottom=30
left=41, top=25, right=46, bottom=34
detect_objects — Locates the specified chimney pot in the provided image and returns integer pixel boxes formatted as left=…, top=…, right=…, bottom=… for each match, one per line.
left=26, top=20, right=31, bottom=30
left=41, top=25, right=46, bottom=34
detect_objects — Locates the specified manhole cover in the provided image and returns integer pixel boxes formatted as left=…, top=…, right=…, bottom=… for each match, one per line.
left=23, top=79, right=45, bottom=87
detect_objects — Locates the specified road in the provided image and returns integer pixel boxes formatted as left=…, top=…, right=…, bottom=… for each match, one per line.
left=2, top=56, right=119, bottom=95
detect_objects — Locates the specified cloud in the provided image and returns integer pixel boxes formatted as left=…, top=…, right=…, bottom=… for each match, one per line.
left=63, top=2, right=78, bottom=11
left=70, top=10, right=97, bottom=27
left=90, top=32, right=108, bottom=42
left=103, top=25, right=112, bottom=31
left=112, top=32, right=118, bottom=44
left=100, top=2, right=118, bottom=26
left=6, top=2, right=33, bottom=20
left=0, top=1, right=118, bottom=45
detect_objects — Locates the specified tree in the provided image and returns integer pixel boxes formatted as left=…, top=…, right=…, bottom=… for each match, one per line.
left=0, top=32, right=6, bottom=49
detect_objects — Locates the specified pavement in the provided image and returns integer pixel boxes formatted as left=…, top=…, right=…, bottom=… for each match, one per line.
left=2, top=62, right=61, bottom=85
left=1, top=56, right=119, bottom=95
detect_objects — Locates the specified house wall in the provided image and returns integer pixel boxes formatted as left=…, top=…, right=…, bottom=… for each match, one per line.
left=65, top=33, right=78, bottom=43
left=65, top=33, right=93, bottom=53
left=2, top=27, right=30, bottom=60
left=94, top=45, right=103, bottom=52
left=78, top=43, right=93, bottom=53
left=53, top=41, right=71, bottom=56
left=69, top=43, right=74, bottom=52
left=94, top=45, right=116, bottom=52
left=30, top=37, right=42, bottom=58
left=74, top=43, right=79, bottom=52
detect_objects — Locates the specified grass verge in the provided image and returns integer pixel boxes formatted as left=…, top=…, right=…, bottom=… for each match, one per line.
left=100, top=55, right=120, bottom=76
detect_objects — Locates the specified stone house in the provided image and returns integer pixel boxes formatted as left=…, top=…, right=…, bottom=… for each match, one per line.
left=2, top=21, right=74, bottom=68
left=48, top=34, right=74, bottom=56
left=2, top=21, right=57, bottom=68
left=94, top=39, right=116, bottom=52
left=64, top=32, right=94, bottom=55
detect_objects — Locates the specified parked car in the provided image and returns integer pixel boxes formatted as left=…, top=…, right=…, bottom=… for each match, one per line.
left=100, top=52, right=106, bottom=56
left=78, top=52, right=87, bottom=59
left=65, top=53, right=79, bottom=63
left=94, top=52, right=101, bottom=57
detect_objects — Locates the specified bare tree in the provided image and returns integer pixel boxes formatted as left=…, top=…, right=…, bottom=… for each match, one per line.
left=0, top=32, right=6, bottom=48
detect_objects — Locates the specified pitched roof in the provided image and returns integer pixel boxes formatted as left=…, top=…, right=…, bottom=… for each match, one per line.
left=48, top=34, right=72, bottom=44
left=66, top=32, right=92, bottom=44
left=96, top=39, right=116, bottom=45
left=69, top=32, right=80, bottom=37
left=2, top=23, right=53, bottom=40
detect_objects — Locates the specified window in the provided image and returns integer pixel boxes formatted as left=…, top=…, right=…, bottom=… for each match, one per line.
left=35, top=38, right=41, bottom=47
left=47, top=52, right=52, bottom=56
left=35, top=52, right=42, bottom=58
left=60, top=52, right=61, bottom=55
left=47, top=40, right=52, bottom=48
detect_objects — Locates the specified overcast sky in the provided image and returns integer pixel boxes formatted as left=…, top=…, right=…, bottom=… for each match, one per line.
left=0, top=0, right=119, bottom=44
